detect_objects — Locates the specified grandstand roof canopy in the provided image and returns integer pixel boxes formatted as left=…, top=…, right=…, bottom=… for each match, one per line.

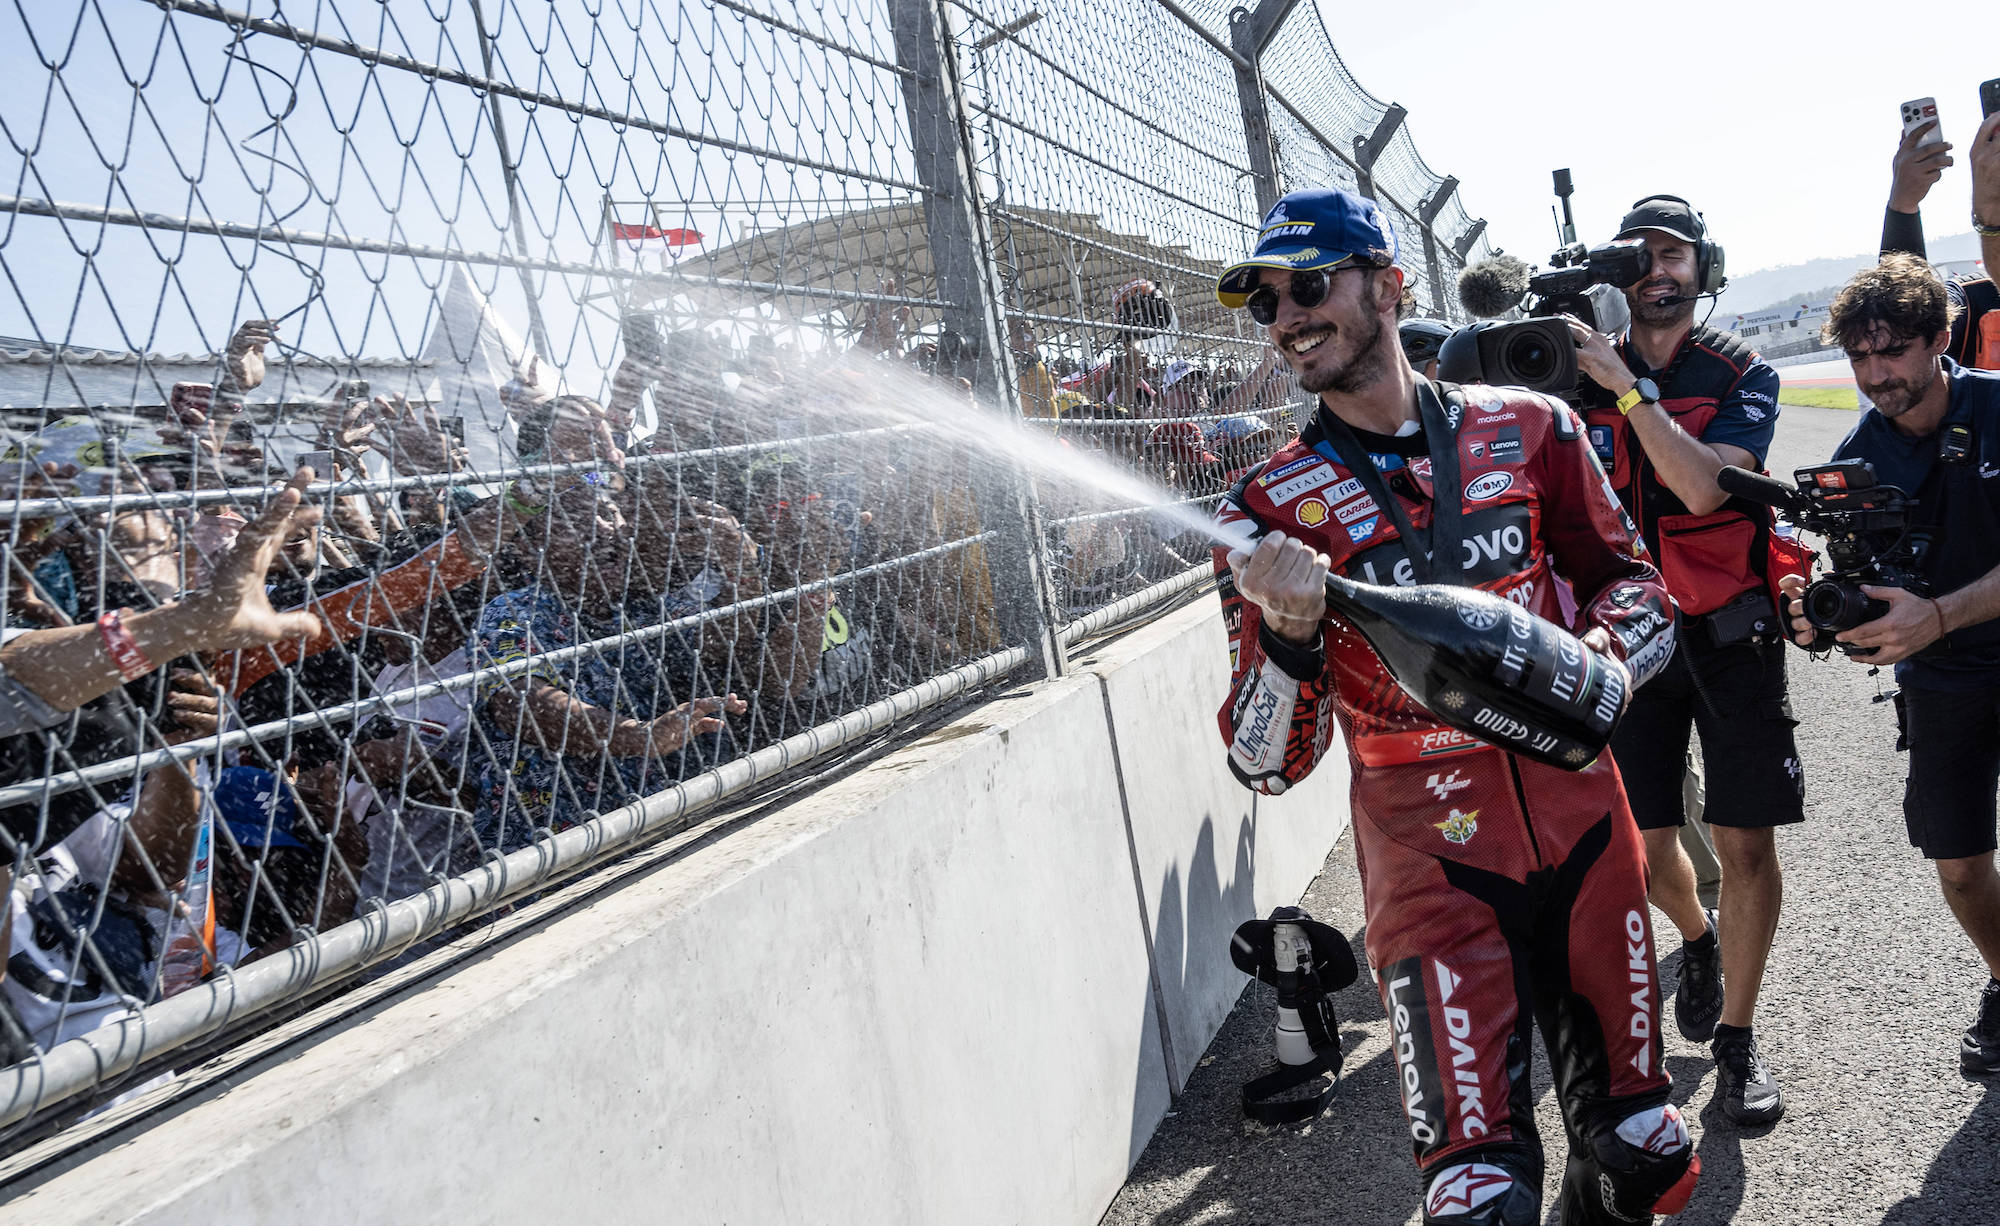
left=630, top=204, right=1261, bottom=357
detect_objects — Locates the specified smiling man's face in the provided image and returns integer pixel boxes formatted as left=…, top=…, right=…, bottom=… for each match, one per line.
left=1625, top=232, right=1699, bottom=327
left=1257, top=263, right=1397, bottom=395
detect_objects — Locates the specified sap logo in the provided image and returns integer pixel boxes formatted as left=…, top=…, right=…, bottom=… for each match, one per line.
left=1624, top=909, right=1654, bottom=1077
left=1435, top=808, right=1479, bottom=846
left=1434, top=962, right=1488, bottom=1138
left=1266, top=464, right=1337, bottom=505
left=1346, top=515, right=1379, bottom=543
left=1425, top=770, right=1471, bottom=800
left=1386, top=969, right=1440, bottom=1147
left=1465, top=471, right=1514, bottom=502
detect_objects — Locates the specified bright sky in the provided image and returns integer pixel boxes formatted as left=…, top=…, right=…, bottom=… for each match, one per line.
left=1324, top=0, right=1994, bottom=275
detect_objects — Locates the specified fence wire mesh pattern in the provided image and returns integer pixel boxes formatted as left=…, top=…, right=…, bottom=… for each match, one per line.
left=0, top=0, right=1493, bottom=1137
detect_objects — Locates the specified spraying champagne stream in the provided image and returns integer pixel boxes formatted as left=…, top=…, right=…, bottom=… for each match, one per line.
left=780, top=366, right=1632, bottom=771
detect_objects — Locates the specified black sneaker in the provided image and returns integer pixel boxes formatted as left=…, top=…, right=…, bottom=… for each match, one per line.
left=1962, top=979, right=2000, bottom=1076
left=1675, top=908, right=1724, bottom=1043
left=1712, top=1026, right=1784, bottom=1126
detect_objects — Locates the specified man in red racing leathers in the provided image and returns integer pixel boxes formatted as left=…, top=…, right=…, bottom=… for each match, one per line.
left=1211, top=188, right=1696, bottom=1225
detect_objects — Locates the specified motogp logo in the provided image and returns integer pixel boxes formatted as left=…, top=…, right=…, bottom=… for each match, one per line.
left=1426, top=770, right=1471, bottom=801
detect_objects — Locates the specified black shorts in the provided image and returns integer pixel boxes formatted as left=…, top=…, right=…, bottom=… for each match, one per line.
left=1610, top=632, right=1804, bottom=831
left=1902, top=684, right=2000, bottom=861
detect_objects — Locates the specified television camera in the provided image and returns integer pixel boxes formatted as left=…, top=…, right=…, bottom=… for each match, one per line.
left=1441, top=169, right=1653, bottom=402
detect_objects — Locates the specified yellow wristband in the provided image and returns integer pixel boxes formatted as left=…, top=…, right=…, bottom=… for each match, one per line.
left=1614, top=386, right=1644, bottom=416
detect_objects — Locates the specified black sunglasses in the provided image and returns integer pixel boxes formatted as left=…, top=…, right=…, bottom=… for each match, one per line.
left=1244, top=265, right=1365, bottom=326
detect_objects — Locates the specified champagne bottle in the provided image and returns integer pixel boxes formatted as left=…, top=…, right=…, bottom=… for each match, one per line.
left=1322, top=573, right=1629, bottom=771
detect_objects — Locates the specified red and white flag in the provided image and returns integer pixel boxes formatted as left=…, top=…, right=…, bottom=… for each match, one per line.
left=612, top=221, right=703, bottom=254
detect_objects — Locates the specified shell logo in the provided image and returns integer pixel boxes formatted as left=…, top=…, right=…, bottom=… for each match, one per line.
left=1295, top=498, right=1328, bottom=527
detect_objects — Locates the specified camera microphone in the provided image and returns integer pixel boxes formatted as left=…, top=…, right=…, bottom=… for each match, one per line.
left=1716, top=465, right=1809, bottom=513
left=1457, top=254, right=1532, bottom=318
left=1653, top=291, right=1721, bottom=308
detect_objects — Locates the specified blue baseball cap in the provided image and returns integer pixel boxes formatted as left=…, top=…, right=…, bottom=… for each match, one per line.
left=213, top=766, right=309, bottom=850
left=1216, top=188, right=1401, bottom=309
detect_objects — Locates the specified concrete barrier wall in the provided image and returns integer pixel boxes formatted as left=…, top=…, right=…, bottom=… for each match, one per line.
left=14, top=599, right=1352, bottom=1226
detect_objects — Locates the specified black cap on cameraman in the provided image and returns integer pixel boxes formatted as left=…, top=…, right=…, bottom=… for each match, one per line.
left=1617, top=195, right=1705, bottom=244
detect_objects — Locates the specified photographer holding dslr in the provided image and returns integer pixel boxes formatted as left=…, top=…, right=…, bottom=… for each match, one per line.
left=1565, top=195, right=1799, bottom=1127
left=1783, top=254, right=2000, bottom=1076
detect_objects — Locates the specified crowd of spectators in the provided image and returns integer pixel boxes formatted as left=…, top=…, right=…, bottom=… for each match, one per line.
left=0, top=281, right=1294, bottom=1068
left=1007, top=285, right=1304, bottom=614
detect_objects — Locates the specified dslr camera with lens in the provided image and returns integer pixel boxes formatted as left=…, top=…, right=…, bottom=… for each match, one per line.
left=1716, top=460, right=1930, bottom=654
left=1442, top=170, right=1653, bottom=402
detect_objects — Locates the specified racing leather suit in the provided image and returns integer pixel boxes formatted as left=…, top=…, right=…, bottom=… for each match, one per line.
left=1214, top=383, right=1696, bottom=1224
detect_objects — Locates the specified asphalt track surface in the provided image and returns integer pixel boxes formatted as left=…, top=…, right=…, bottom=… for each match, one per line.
left=1103, top=404, right=2000, bottom=1226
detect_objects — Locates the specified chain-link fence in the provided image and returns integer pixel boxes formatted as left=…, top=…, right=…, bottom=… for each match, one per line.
left=0, top=0, right=1494, bottom=1143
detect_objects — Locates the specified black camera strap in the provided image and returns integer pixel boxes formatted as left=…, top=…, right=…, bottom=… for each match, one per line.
left=1315, top=380, right=1467, bottom=585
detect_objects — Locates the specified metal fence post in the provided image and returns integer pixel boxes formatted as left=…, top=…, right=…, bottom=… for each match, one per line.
left=890, top=0, right=1063, bottom=680
left=1418, top=176, right=1458, bottom=318
left=1352, top=103, right=1406, bottom=203
left=1227, top=0, right=1298, bottom=217
left=1453, top=219, right=1489, bottom=262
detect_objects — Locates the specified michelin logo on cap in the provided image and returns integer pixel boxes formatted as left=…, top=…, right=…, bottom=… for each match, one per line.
left=1260, top=199, right=1316, bottom=240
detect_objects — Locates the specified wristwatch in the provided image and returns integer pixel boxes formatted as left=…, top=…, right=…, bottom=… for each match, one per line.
left=1614, top=377, right=1661, bottom=416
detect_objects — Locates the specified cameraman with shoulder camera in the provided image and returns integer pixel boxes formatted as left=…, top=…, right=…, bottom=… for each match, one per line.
left=1784, top=253, right=2000, bottom=1076
left=1565, top=195, right=1798, bottom=1127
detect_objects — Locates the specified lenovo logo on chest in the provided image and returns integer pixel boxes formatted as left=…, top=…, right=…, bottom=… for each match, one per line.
left=1345, top=503, right=1534, bottom=588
